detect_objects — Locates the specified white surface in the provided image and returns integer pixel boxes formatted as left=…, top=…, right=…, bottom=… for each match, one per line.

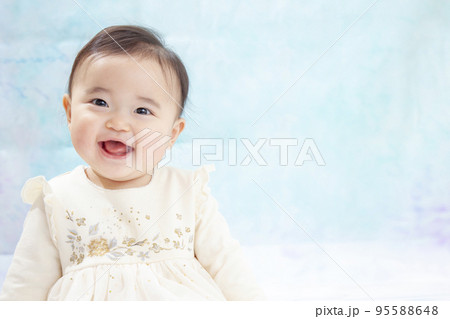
left=244, top=239, right=450, bottom=300
left=1, top=239, right=449, bottom=300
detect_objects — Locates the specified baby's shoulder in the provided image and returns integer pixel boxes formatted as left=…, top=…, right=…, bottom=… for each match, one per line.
left=157, top=164, right=216, bottom=186
left=158, top=165, right=192, bottom=178
left=47, top=166, right=80, bottom=190
left=21, top=166, right=79, bottom=205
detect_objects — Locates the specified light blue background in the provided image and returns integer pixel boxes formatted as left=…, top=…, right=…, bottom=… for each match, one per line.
left=0, top=0, right=449, bottom=255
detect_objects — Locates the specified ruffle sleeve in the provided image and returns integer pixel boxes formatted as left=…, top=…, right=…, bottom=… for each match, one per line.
left=193, top=165, right=266, bottom=300
left=21, top=176, right=58, bottom=247
left=0, top=176, right=62, bottom=300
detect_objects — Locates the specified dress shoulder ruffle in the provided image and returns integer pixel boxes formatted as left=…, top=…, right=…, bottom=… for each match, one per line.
left=20, top=175, right=58, bottom=247
left=193, top=164, right=216, bottom=214
left=21, top=176, right=50, bottom=204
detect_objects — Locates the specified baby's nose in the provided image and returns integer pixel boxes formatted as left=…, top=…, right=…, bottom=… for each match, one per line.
left=105, top=115, right=131, bottom=132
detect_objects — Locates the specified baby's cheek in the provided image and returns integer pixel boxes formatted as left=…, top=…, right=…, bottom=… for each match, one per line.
left=70, top=124, right=93, bottom=151
left=152, top=145, right=168, bottom=164
left=70, top=134, right=86, bottom=155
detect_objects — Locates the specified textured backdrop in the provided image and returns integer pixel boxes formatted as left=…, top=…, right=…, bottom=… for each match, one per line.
left=0, top=0, right=449, bottom=257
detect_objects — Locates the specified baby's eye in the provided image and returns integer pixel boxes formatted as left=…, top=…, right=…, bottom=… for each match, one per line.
left=91, top=99, right=108, bottom=107
left=135, top=107, right=153, bottom=116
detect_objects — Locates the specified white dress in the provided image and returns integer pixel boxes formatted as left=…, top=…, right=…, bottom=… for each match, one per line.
left=0, top=164, right=266, bottom=301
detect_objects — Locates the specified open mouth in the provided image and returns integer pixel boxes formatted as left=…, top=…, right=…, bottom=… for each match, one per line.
left=99, top=140, right=134, bottom=158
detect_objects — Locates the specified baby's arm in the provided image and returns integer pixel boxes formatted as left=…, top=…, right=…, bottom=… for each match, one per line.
left=0, top=183, right=62, bottom=300
left=194, top=169, right=266, bottom=300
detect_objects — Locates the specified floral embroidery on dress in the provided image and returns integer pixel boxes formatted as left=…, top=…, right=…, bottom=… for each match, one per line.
left=65, top=209, right=194, bottom=265
left=65, top=210, right=75, bottom=221
left=87, top=237, right=110, bottom=256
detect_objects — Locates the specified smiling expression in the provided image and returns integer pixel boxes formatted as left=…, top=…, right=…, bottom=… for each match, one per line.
left=63, top=54, right=185, bottom=189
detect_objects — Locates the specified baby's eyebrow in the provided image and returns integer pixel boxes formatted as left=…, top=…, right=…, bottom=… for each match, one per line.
left=136, top=96, right=161, bottom=109
left=85, top=86, right=110, bottom=95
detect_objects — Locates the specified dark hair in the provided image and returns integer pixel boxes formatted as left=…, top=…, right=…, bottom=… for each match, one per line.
left=67, top=25, right=189, bottom=117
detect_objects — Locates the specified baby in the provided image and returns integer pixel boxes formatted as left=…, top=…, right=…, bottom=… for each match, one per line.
left=0, top=25, right=265, bottom=301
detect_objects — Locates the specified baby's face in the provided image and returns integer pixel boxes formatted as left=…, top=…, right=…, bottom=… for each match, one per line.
left=63, top=54, right=185, bottom=189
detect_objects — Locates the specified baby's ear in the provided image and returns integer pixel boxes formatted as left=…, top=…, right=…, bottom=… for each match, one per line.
left=169, top=117, right=185, bottom=147
left=62, top=94, right=72, bottom=126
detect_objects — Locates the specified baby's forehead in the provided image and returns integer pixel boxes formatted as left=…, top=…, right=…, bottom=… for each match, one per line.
left=74, top=54, right=181, bottom=100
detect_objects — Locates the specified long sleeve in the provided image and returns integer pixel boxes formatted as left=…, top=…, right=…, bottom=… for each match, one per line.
left=193, top=166, right=266, bottom=300
left=0, top=177, right=62, bottom=300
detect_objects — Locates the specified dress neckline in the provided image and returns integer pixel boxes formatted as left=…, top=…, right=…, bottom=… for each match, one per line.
left=74, top=165, right=160, bottom=192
